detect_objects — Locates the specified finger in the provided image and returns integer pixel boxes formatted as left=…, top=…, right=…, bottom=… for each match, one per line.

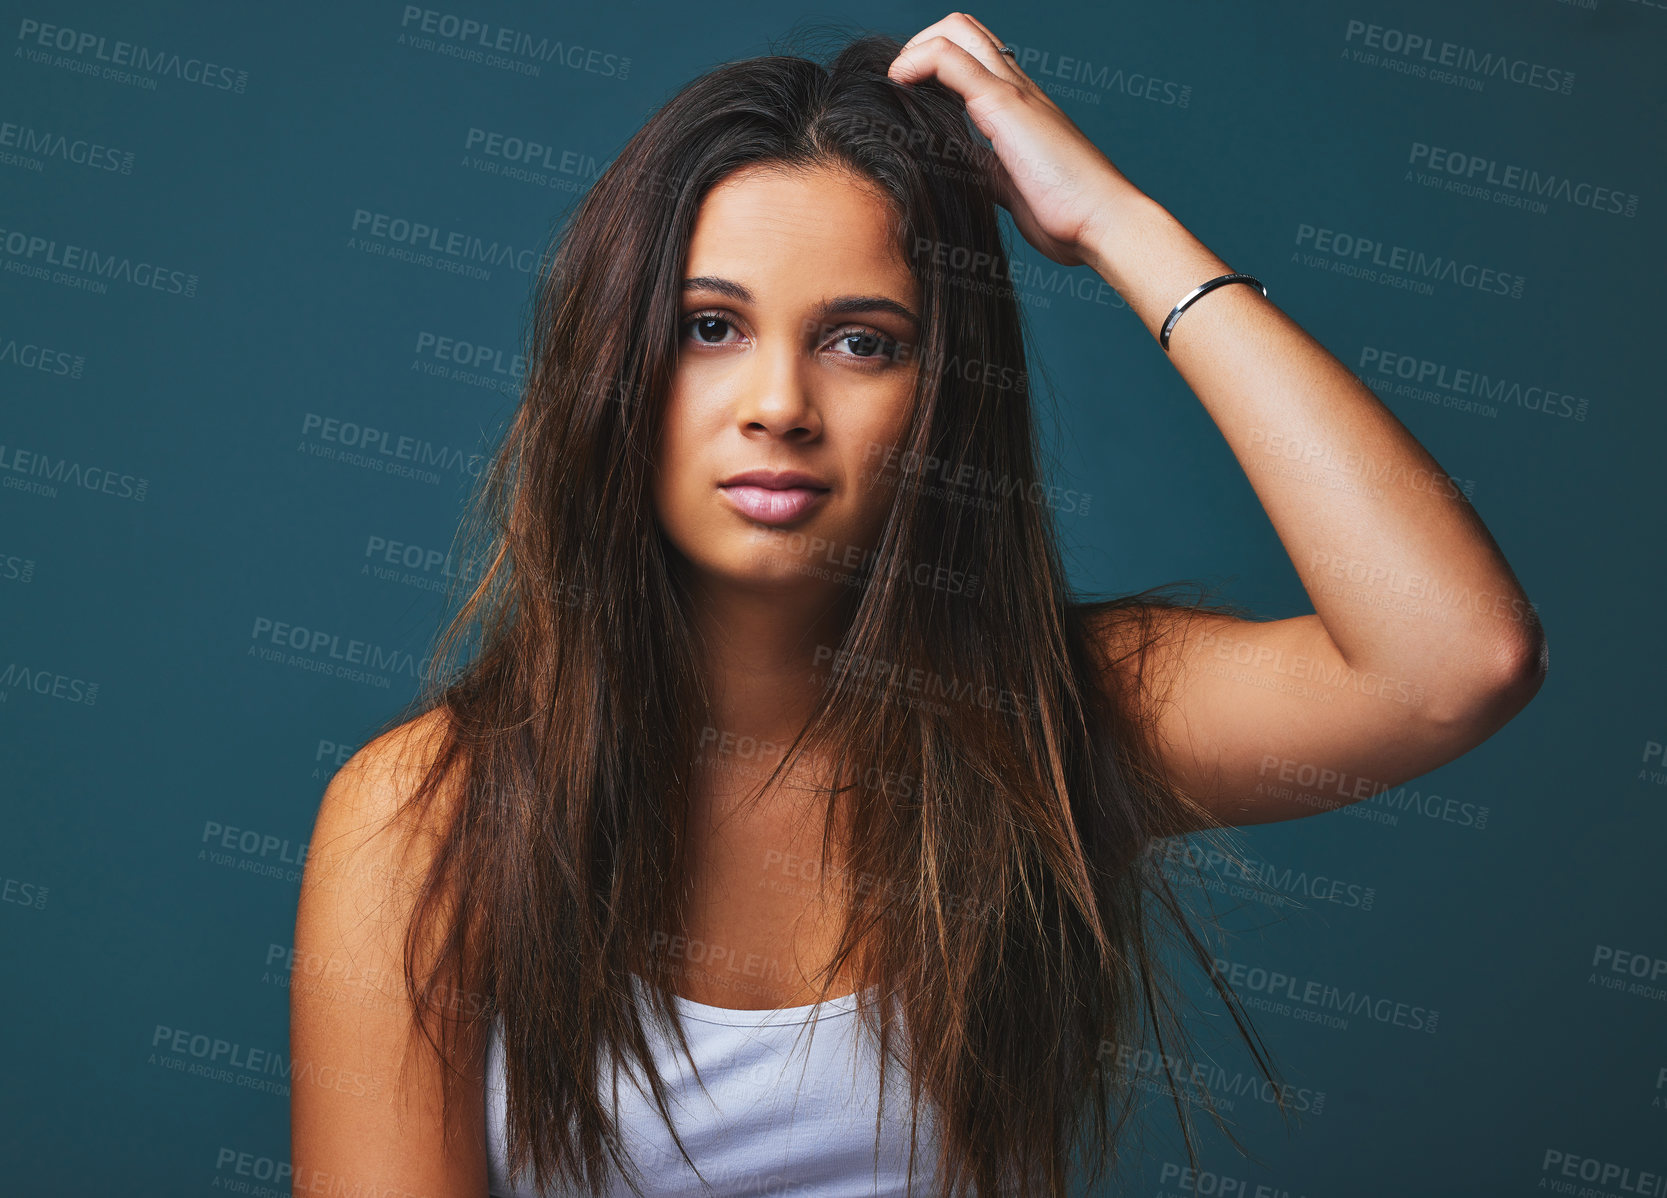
left=897, top=14, right=1061, bottom=114
left=900, top=12, right=975, bottom=52
left=951, top=14, right=1066, bottom=115
left=897, top=12, right=1018, bottom=80
left=888, top=34, right=1016, bottom=108
left=951, top=11, right=1005, bottom=50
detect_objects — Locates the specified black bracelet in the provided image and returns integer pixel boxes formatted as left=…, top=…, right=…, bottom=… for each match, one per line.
left=1159, top=272, right=1268, bottom=352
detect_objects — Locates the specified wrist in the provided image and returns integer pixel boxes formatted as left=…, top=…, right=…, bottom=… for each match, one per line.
left=1078, top=187, right=1171, bottom=290
left=1079, top=192, right=1236, bottom=340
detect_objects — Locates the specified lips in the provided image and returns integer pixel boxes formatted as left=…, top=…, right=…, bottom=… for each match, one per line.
left=718, top=469, right=831, bottom=491
left=717, top=469, right=831, bottom=526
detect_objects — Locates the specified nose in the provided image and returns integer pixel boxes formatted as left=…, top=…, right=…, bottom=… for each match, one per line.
left=733, top=334, right=821, bottom=442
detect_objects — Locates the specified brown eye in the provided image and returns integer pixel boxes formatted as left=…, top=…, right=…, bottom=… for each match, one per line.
left=683, top=314, right=736, bottom=344
left=834, top=328, right=902, bottom=362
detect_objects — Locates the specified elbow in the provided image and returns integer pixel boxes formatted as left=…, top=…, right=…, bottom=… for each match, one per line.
left=1505, top=625, right=1548, bottom=702
left=1417, top=618, right=1548, bottom=734
left=1488, top=609, right=1549, bottom=710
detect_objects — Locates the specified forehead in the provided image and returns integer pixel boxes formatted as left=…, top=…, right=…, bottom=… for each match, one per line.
left=685, top=163, right=917, bottom=298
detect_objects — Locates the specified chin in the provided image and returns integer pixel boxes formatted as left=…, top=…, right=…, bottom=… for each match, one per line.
left=721, top=539, right=847, bottom=591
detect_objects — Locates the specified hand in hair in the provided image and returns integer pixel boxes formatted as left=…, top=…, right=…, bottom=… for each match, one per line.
left=888, top=11, right=1140, bottom=268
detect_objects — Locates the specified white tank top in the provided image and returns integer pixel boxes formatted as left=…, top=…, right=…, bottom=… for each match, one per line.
left=486, top=978, right=944, bottom=1196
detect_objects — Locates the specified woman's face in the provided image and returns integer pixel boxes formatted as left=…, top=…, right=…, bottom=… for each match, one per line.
left=652, top=162, right=922, bottom=597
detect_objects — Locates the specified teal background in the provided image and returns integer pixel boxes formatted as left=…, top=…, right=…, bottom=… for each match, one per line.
left=2, top=1, right=1662, bottom=1194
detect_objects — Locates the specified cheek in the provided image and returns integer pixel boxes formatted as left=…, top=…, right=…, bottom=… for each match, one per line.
left=847, top=404, right=914, bottom=511
left=651, top=391, right=718, bottom=523
left=862, top=386, right=916, bottom=461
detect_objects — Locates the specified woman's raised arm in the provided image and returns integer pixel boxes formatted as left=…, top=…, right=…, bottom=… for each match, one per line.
left=889, top=12, right=1546, bottom=824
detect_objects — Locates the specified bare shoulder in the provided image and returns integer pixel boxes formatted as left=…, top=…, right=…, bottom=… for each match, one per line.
left=316, top=706, right=463, bottom=850
left=291, top=704, right=488, bottom=1195
left=297, top=702, right=472, bottom=1019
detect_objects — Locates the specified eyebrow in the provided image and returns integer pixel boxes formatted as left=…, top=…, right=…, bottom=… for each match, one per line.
left=683, top=275, right=919, bottom=330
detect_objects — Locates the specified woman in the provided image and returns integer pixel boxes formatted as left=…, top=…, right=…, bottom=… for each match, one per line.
left=290, top=17, right=1546, bottom=1198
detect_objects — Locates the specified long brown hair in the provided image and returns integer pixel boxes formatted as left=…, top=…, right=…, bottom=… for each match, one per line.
left=373, top=27, right=1290, bottom=1198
